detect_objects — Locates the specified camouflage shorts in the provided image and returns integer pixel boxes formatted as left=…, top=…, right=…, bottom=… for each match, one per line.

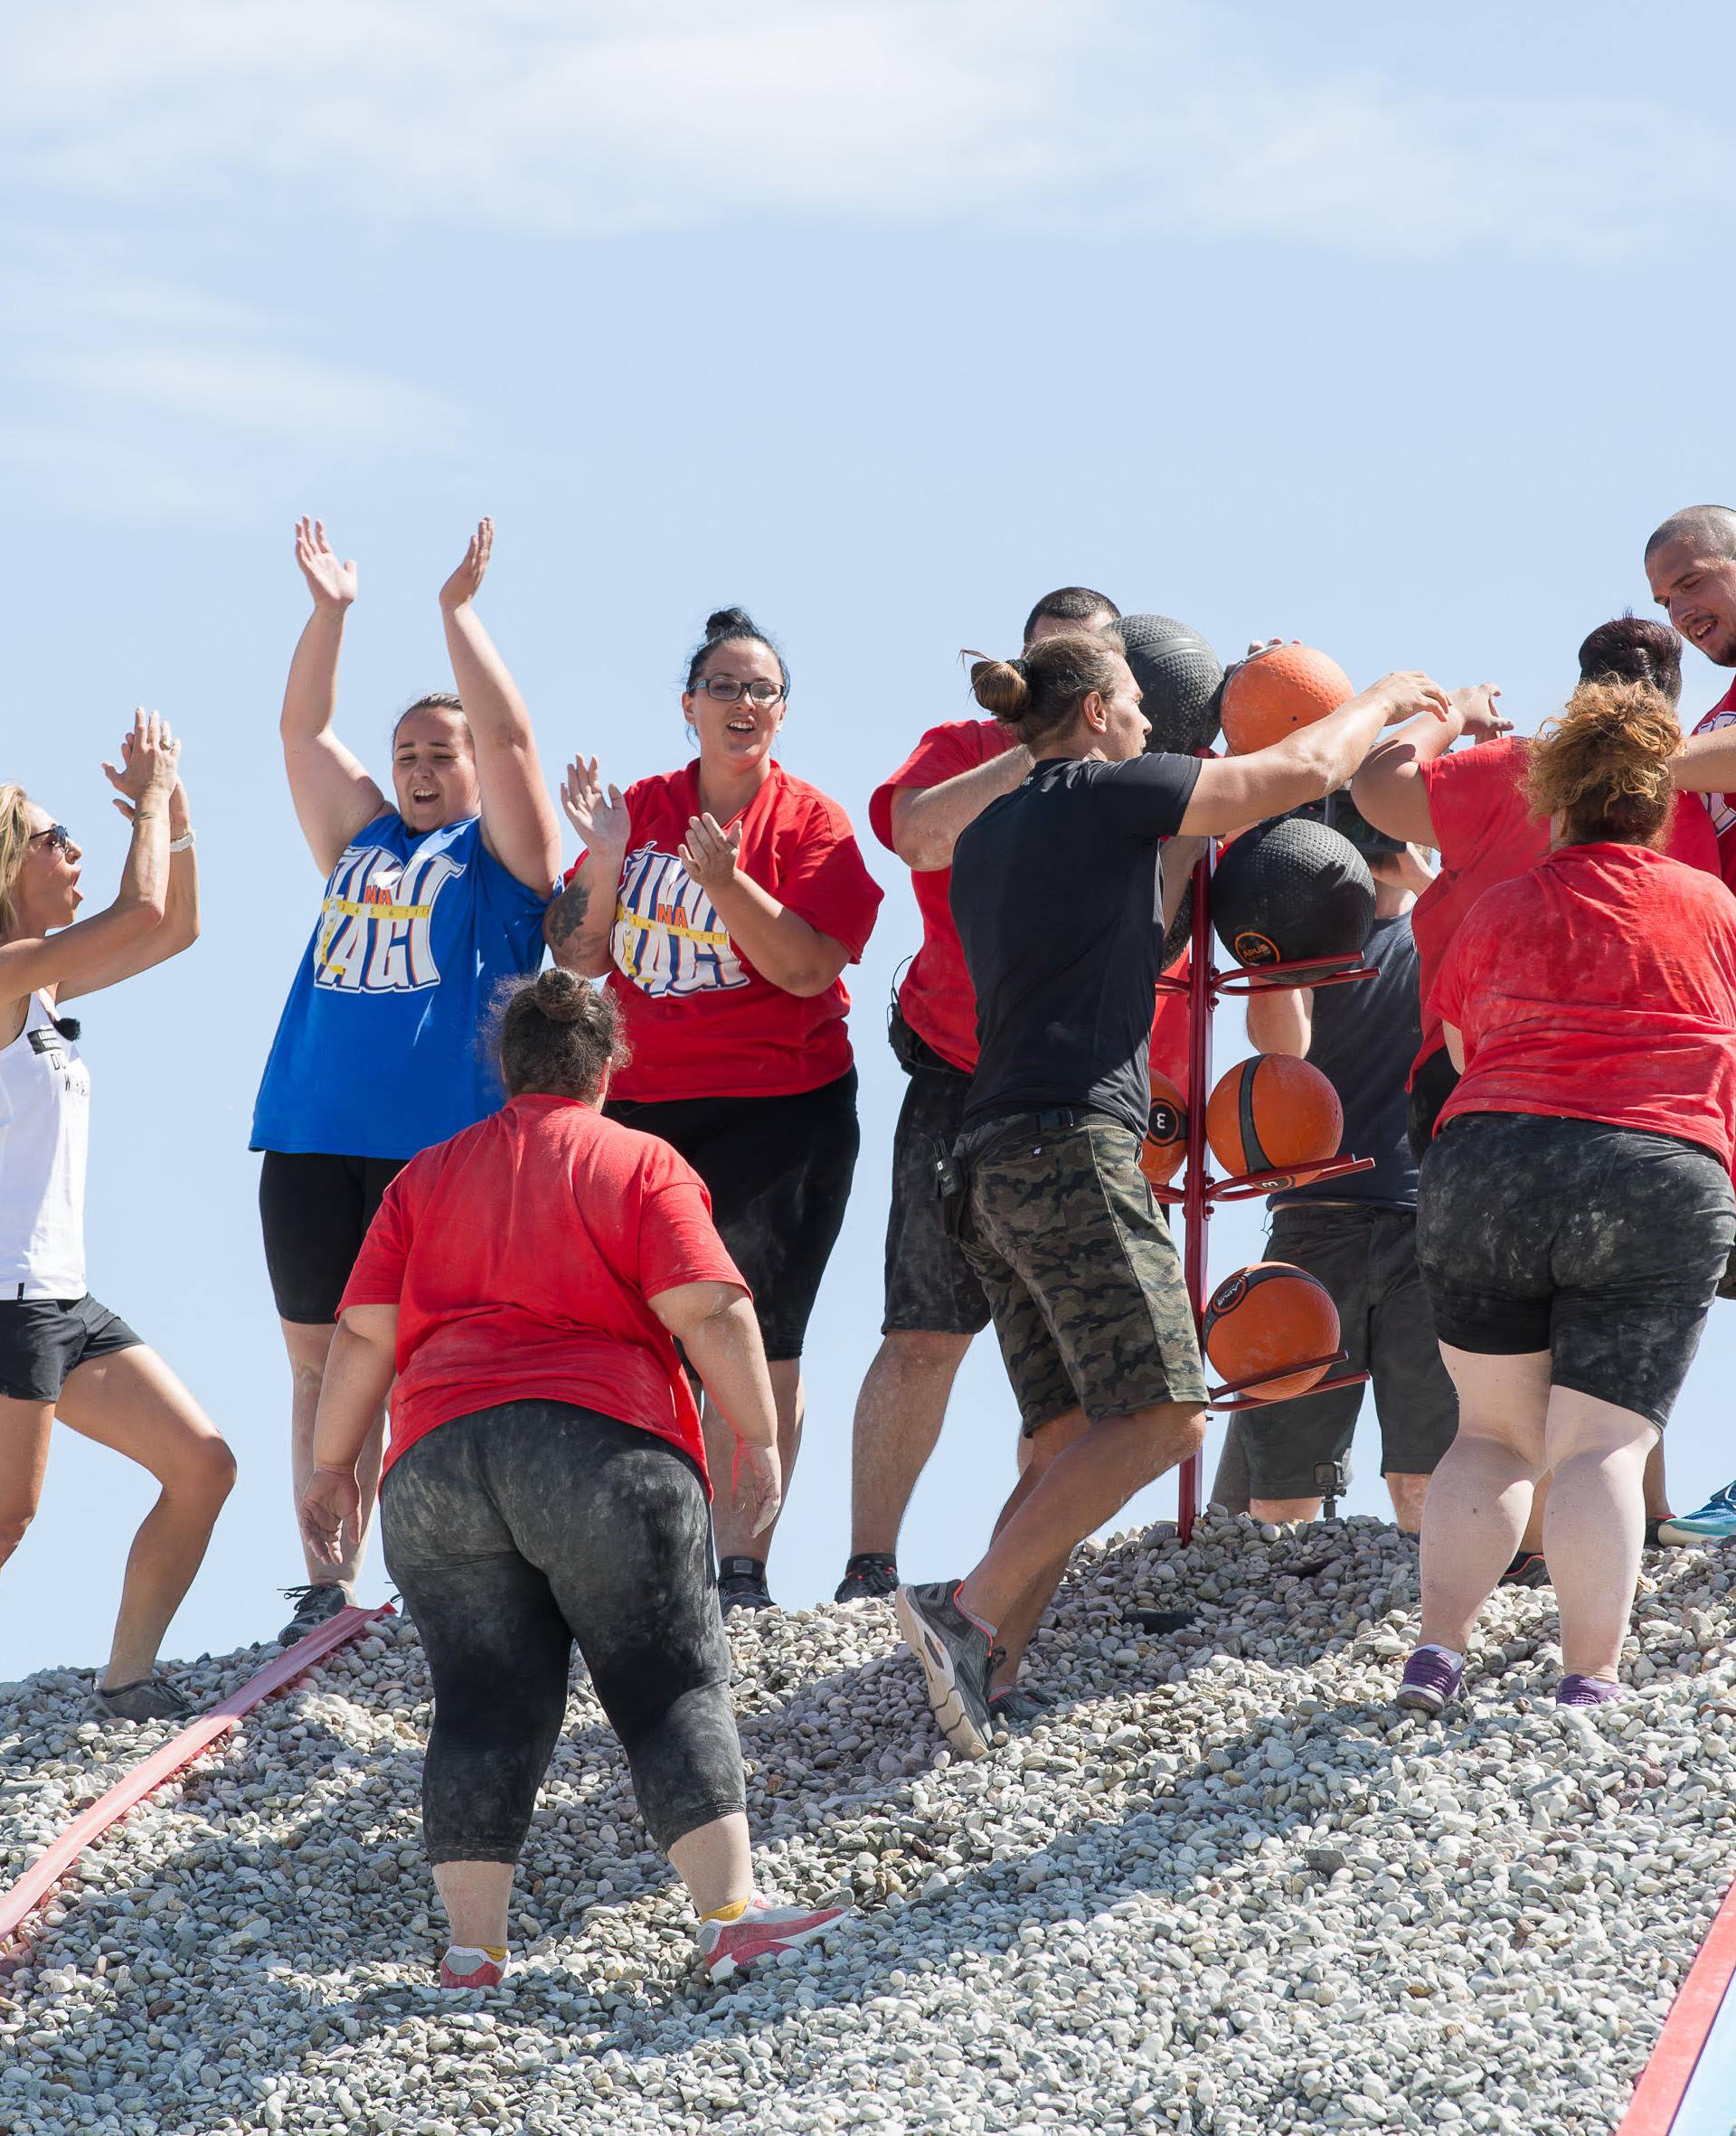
left=956, top=1113, right=1207, bottom=1436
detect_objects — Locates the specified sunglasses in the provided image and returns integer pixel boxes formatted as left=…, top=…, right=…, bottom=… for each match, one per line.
left=29, top=824, right=72, bottom=854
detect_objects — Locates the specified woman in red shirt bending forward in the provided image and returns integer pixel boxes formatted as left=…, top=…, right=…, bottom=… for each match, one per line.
left=1399, top=683, right=1736, bottom=1715
left=544, top=609, right=882, bottom=1614
left=297, top=970, right=848, bottom=1990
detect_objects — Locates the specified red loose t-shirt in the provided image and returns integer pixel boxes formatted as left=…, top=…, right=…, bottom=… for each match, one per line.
left=1691, top=676, right=1736, bottom=892
left=870, top=718, right=1018, bottom=1073
left=339, top=1093, right=746, bottom=1484
left=584, top=761, right=883, bottom=1102
left=1410, top=737, right=1721, bottom=1084
left=1429, top=844, right=1736, bottom=1167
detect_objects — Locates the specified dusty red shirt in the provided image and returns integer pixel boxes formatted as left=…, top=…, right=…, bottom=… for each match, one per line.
left=1691, top=676, right=1736, bottom=893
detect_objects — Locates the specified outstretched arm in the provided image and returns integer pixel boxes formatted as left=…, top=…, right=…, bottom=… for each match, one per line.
left=545, top=755, right=628, bottom=978
left=1351, top=685, right=1508, bottom=846
left=439, top=519, right=561, bottom=893
left=281, top=518, right=386, bottom=875
left=889, top=744, right=1033, bottom=870
left=1245, top=981, right=1315, bottom=1057
left=1673, top=724, right=1736, bottom=795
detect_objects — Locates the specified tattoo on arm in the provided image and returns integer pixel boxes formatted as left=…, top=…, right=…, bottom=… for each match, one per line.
left=545, top=878, right=591, bottom=950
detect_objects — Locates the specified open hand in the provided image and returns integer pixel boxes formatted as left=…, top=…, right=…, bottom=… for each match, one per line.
left=439, top=517, right=493, bottom=614
left=295, top=517, right=356, bottom=610
left=102, top=710, right=181, bottom=817
left=1450, top=682, right=1511, bottom=742
left=297, top=1464, right=361, bottom=1568
left=678, top=813, right=741, bottom=894
left=731, top=1441, right=784, bottom=1538
left=1371, top=671, right=1452, bottom=726
left=560, top=755, right=630, bottom=859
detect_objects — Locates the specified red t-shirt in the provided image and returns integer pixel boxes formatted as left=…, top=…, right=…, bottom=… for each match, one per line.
left=340, top=1093, right=745, bottom=1484
left=584, top=761, right=883, bottom=1101
left=870, top=719, right=1017, bottom=1073
left=1430, top=845, right=1736, bottom=1167
left=1691, top=676, right=1736, bottom=892
left=1410, top=737, right=1721, bottom=1083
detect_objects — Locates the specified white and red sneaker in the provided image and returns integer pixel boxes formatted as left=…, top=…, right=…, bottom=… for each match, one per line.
left=695, top=1896, right=850, bottom=1983
left=439, top=1945, right=506, bottom=1990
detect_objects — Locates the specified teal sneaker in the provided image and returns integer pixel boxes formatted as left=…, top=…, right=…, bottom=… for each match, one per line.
left=1656, top=1482, right=1736, bottom=1545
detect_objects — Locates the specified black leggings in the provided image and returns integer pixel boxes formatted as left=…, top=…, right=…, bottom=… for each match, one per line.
left=379, top=1400, right=744, bottom=1863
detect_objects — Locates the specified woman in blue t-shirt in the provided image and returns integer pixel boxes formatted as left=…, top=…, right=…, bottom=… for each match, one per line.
left=252, top=517, right=559, bottom=1644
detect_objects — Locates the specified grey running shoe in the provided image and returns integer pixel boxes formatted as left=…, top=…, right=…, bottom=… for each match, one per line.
left=92, top=1674, right=194, bottom=1723
left=986, top=1683, right=1049, bottom=1733
left=895, top=1581, right=994, bottom=1758
left=1497, top=1550, right=1549, bottom=1590
left=278, top=1583, right=351, bottom=1644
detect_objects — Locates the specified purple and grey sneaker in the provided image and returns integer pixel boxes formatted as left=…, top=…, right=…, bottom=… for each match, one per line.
left=1556, top=1674, right=1625, bottom=1707
left=1395, top=1648, right=1464, bottom=1715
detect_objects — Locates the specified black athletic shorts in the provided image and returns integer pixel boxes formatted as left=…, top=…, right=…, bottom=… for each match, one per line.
left=0, top=1294, right=142, bottom=1402
left=259, top=1150, right=410, bottom=1326
left=1417, top=1111, right=1734, bottom=1432
left=1406, top=1046, right=1460, bottom=1166
left=1237, top=1204, right=1458, bottom=1499
left=882, top=1009, right=992, bottom=1337
left=606, top=1070, right=859, bottom=1361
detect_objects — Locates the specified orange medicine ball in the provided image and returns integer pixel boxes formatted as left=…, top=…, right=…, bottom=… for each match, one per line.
left=1205, top=1054, right=1343, bottom=1181
left=1203, top=1262, right=1340, bottom=1400
left=1222, top=644, right=1354, bottom=755
left=1139, top=1072, right=1188, bottom=1186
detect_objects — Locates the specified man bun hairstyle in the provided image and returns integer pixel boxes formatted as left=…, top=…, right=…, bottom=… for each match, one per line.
left=1525, top=679, right=1681, bottom=849
left=494, top=969, right=627, bottom=1102
left=967, top=630, right=1129, bottom=748
left=1577, top=616, right=1683, bottom=706
left=685, top=607, right=791, bottom=698
left=1022, top=585, right=1121, bottom=645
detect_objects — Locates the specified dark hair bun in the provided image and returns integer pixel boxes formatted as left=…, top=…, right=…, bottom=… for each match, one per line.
left=533, top=968, right=587, bottom=1024
left=968, top=657, right=1031, bottom=723
left=705, top=607, right=759, bottom=641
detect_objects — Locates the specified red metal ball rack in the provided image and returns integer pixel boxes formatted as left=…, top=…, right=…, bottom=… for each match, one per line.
left=1158, top=849, right=1377, bottom=1541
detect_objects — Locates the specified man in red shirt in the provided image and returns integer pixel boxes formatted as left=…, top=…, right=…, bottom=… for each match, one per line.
left=835, top=590, right=1122, bottom=1643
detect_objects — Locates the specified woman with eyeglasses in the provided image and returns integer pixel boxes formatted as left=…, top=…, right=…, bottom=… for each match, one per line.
left=545, top=609, right=883, bottom=1612
left=0, top=716, right=236, bottom=1720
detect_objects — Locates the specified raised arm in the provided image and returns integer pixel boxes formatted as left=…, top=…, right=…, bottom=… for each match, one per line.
left=281, top=518, right=386, bottom=875
left=545, top=755, right=629, bottom=978
left=1350, top=685, right=1507, bottom=845
left=678, top=814, right=850, bottom=998
left=0, top=712, right=177, bottom=1008
left=1180, top=673, right=1454, bottom=839
left=651, top=1279, right=782, bottom=1536
left=439, top=519, right=561, bottom=893
left=60, top=726, right=201, bottom=1001
left=889, top=743, right=1033, bottom=870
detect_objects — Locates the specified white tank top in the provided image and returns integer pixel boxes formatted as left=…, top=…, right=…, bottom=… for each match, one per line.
left=0, top=994, right=90, bottom=1299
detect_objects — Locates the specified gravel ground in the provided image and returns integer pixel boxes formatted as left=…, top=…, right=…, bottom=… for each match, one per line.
left=2, top=1509, right=1732, bottom=2134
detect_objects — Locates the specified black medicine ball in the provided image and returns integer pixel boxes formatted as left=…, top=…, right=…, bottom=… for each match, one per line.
left=1211, top=815, right=1375, bottom=971
left=1114, top=613, right=1224, bottom=760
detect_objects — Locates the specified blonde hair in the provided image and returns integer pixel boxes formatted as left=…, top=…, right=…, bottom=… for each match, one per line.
left=1525, top=680, right=1681, bottom=848
left=0, top=784, right=32, bottom=938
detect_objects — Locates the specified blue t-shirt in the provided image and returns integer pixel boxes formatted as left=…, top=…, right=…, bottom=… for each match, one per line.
left=251, top=814, right=552, bottom=1159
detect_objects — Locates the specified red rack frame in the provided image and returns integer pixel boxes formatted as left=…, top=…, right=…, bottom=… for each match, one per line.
left=1166, top=849, right=1376, bottom=1541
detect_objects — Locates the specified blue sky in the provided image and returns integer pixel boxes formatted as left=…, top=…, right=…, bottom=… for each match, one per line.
left=5, top=1, right=1735, bottom=1680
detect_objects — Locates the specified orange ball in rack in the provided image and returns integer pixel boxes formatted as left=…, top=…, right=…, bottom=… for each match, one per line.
left=1139, top=1072, right=1188, bottom=1186
left=1222, top=644, right=1354, bottom=755
left=1203, top=1262, right=1340, bottom=1400
left=1205, top=1054, right=1343, bottom=1182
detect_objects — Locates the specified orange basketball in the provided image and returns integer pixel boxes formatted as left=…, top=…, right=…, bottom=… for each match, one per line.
left=1139, top=1072, right=1188, bottom=1186
left=1205, top=1054, right=1343, bottom=1183
left=1203, top=1262, right=1340, bottom=1399
left=1222, top=644, right=1354, bottom=755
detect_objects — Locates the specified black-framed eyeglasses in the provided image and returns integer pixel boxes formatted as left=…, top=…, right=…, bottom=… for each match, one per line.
left=29, top=824, right=72, bottom=853
left=696, top=677, right=784, bottom=705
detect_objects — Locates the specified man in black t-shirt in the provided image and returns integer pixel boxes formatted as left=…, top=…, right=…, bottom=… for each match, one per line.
left=894, top=633, right=1450, bottom=1758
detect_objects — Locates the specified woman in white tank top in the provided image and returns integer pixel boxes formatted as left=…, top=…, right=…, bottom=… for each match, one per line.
left=0, top=714, right=235, bottom=1722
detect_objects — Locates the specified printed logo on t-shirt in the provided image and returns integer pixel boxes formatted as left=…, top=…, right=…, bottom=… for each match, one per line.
left=611, top=845, right=745, bottom=998
left=1695, top=706, right=1736, bottom=837
left=314, top=843, right=465, bottom=993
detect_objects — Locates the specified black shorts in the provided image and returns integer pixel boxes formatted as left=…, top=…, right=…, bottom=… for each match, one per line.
left=606, top=1071, right=859, bottom=1361
left=259, top=1150, right=410, bottom=1326
left=1237, top=1204, right=1458, bottom=1498
left=0, top=1295, right=142, bottom=1402
left=882, top=1010, right=992, bottom=1337
left=1406, top=1047, right=1461, bottom=1166
left=1417, top=1111, right=1735, bottom=1432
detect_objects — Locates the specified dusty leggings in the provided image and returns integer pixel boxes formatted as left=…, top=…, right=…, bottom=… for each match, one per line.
left=380, top=1401, right=744, bottom=1863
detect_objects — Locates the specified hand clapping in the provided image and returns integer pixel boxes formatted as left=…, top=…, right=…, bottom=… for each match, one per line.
left=678, top=813, right=741, bottom=893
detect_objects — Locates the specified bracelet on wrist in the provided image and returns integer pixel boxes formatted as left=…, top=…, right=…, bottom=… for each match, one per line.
left=168, top=828, right=195, bottom=854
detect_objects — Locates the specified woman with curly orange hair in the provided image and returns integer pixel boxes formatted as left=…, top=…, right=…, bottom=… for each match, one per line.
left=1399, top=681, right=1736, bottom=1715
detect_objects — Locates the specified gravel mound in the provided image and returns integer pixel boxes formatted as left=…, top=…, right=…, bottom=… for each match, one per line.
left=3, top=1511, right=1734, bottom=2134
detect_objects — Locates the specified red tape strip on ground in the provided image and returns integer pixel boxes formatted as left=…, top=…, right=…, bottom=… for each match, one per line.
left=0, top=1602, right=394, bottom=1950
left=1616, top=1859, right=1736, bottom=2135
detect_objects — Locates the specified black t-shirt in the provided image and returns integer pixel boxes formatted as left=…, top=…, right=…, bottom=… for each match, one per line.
left=951, top=752, right=1202, bottom=1136
left=1269, top=910, right=1421, bottom=1212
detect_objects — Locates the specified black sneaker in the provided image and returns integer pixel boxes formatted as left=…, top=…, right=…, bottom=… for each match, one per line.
left=1497, top=1550, right=1550, bottom=1590
left=834, top=1553, right=899, bottom=1603
left=894, top=1580, right=995, bottom=1759
left=717, top=1557, right=775, bottom=1616
left=986, top=1682, right=1050, bottom=1733
left=278, top=1583, right=352, bottom=1644
left=92, top=1674, right=194, bottom=1724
